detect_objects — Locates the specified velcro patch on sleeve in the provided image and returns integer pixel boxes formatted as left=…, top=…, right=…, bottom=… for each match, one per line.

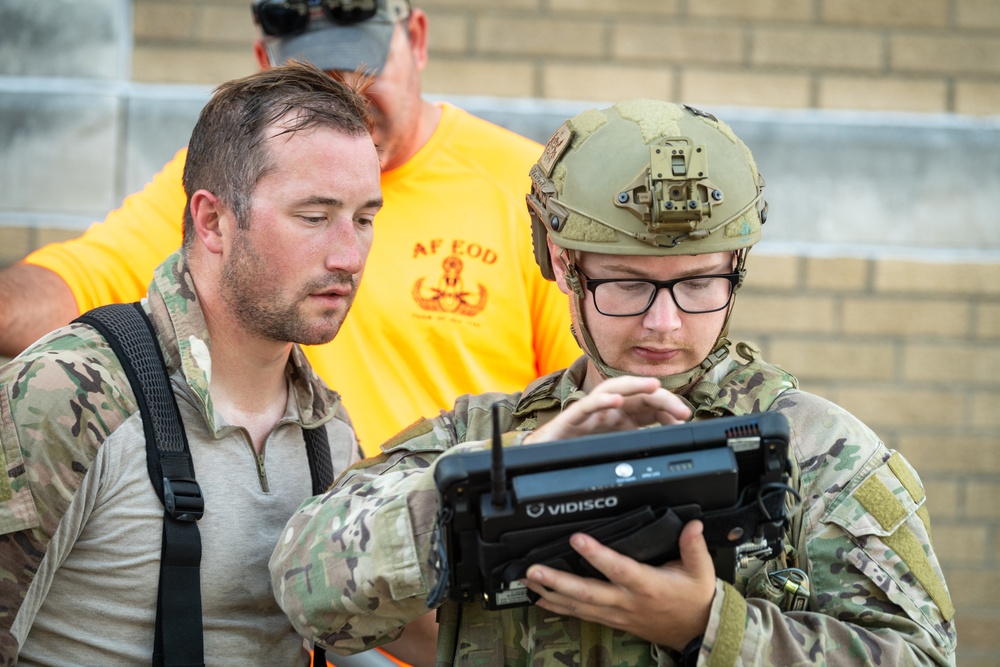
left=854, top=473, right=909, bottom=533
left=882, top=523, right=955, bottom=622
left=0, top=435, right=10, bottom=504
left=709, top=582, right=747, bottom=667
left=847, top=455, right=955, bottom=623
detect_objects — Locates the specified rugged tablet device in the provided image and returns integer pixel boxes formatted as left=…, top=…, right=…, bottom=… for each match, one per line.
left=431, top=410, right=792, bottom=609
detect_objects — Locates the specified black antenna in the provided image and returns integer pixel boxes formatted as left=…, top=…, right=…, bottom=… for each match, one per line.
left=490, top=401, right=506, bottom=510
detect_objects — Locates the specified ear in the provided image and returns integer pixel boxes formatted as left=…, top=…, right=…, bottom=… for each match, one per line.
left=405, top=9, right=430, bottom=72
left=189, top=190, right=227, bottom=255
left=547, top=237, right=573, bottom=296
left=253, top=38, right=272, bottom=69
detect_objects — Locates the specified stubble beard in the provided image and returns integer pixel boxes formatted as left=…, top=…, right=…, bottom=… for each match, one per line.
left=220, top=235, right=356, bottom=346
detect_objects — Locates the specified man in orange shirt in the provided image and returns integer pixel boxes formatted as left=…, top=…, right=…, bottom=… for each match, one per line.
left=0, top=0, right=579, bottom=453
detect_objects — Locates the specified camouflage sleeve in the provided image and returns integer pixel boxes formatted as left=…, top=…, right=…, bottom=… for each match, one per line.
left=0, top=325, right=133, bottom=662
left=697, top=391, right=957, bottom=666
left=270, top=412, right=485, bottom=654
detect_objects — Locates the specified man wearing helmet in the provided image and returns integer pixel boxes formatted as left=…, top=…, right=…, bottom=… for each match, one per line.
left=269, top=101, right=957, bottom=666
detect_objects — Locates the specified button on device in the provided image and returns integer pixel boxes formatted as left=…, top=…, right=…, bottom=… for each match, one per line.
left=615, top=463, right=634, bottom=478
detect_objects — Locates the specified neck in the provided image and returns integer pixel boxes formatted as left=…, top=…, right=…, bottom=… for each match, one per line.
left=196, top=282, right=292, bottom=454
left=384, top=98, right=441, bottom=172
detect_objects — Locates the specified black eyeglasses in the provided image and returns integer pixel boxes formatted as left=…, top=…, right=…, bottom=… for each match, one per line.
left=252, top=0, right=380, bottom=38
left=578, top=268, right=740, bottom=317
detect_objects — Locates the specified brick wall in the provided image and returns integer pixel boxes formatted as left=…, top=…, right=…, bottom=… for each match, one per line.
left=732, top=253, right=1000, bottom=665
left=132, top=0, right=1000, bottom=115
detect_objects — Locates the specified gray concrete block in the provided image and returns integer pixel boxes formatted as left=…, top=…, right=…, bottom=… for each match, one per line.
left=0, top=0, right=128, bottom=79
left=0, top=91, right=120, bottom=215
left=728, top=110, right=1000, bottom=253
left=123, top=91, right=208, bottom=197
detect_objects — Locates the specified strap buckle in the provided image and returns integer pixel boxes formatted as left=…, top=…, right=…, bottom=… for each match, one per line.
left=768, top=567, right=811, bottom=611
left=163, top=476, right=204, bottom=522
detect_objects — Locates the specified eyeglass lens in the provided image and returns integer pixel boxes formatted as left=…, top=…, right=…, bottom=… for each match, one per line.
left=591, top=276, right=734, bottom=316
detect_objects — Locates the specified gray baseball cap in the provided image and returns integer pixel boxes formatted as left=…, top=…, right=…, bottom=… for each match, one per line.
left=258, top=0, right=411, bottom=74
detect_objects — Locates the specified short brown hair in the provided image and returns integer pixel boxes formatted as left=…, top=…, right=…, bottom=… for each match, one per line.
left=181, top=61, right=374, bottom=246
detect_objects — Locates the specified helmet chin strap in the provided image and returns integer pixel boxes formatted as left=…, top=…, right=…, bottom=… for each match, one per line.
left=563, top=252, right=743, bottom=393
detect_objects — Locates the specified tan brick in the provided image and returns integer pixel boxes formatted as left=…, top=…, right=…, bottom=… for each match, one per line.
left=931, top=524, right=990, bottom=566
left=874, top=260, right=1000, bottom=297
left=541, top=64, right=673, bottom=105
left=728, top=295, right=836, bottom=334
left=612, top=25, right=745, bottom=65
left=549, top=0, right=680, bottom=15
left=943, top=568, right=1000, bottom=609
left=822, top=0, right=948, bottom=28
left=892, top=35, right=1000, bottom=76
left=752, top=28, right=883, bottom=71
left=952, top=611, right=1000, bottom=650
left=922, top=479, right=960, bottom=520
left=421, top=0, right=539, bottom=9
left=688, top=0, right=812, bottom=22
left=197, top=6, right=259, bottom=45
left=680, top=69, right=812, bottom=109
left=476, top=17, right=604, bottom=58
left=0, top=227, right=33, bottom=266
left=956, top=0, right=1000, bottom=29
left=134, top=4, right=196, bottom=41
left=966, top=481, right=1000, bottom=519
left=818, top=75, right=948, bottom=113
left=842, top=298, right=970, bottom=337
left=769, top=339, right=895, bottom=381
left=956, top=654, right=1000, bottom=667
left=836, top=387, right=965, bottom=429
left=977, top=303, right=1000, bottom=340
left=970, top=391, right=1000, bottom=430
left=423, top=59, right=535, bottom=98
left=899, top=434, right=1000, bottom=475
left=743, top=254, right=801, bottom=291
left=804, top=257, right=868, bottom=291
left=35, top=228, right=85, bottom=248
left=904, top=344, right=1000, bottom=387
left=955, top=80, right=1000, bottom=116
left=796, top=380, right=839, bottom=404
left=424, top=14, right=468, bottom=54
left=132, top=47, right=257, bottom=85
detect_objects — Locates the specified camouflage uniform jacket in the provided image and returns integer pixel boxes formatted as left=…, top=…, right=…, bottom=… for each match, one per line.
left=271, top=351, right=957, bottom=666
left=0, top=250, right=360, bottom=666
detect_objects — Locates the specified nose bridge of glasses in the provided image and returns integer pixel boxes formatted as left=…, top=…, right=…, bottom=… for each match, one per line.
left=647, top=280, right=685, bottom=316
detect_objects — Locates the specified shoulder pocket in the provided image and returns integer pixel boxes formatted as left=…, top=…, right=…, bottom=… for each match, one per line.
left=0, top=389, right=41, bottom=535
left=823, top=452, right=955, bottom=626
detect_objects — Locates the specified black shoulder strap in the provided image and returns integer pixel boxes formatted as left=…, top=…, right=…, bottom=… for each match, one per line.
left=303, top=427, right=333, bottom=496
left=75, top=303, right=205, bottom=667
left=302, top=426, right=333, bottom=667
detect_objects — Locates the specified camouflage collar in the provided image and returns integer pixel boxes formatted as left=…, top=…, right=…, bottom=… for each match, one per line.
left=143, top=250, right=342, bottom=429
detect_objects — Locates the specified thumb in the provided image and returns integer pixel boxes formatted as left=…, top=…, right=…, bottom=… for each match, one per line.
left=678, top=520, right=715, bottom=581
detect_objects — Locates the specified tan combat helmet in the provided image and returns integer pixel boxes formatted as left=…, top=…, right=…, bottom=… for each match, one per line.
left=527, top=100, right=768, bottom=389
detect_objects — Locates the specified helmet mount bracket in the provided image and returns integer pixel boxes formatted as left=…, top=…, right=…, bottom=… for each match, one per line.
left=614, top=138, right=723, bottom=236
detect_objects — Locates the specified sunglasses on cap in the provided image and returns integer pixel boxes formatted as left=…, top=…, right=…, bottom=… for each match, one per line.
left=252, top=0, right=381, bottom=38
